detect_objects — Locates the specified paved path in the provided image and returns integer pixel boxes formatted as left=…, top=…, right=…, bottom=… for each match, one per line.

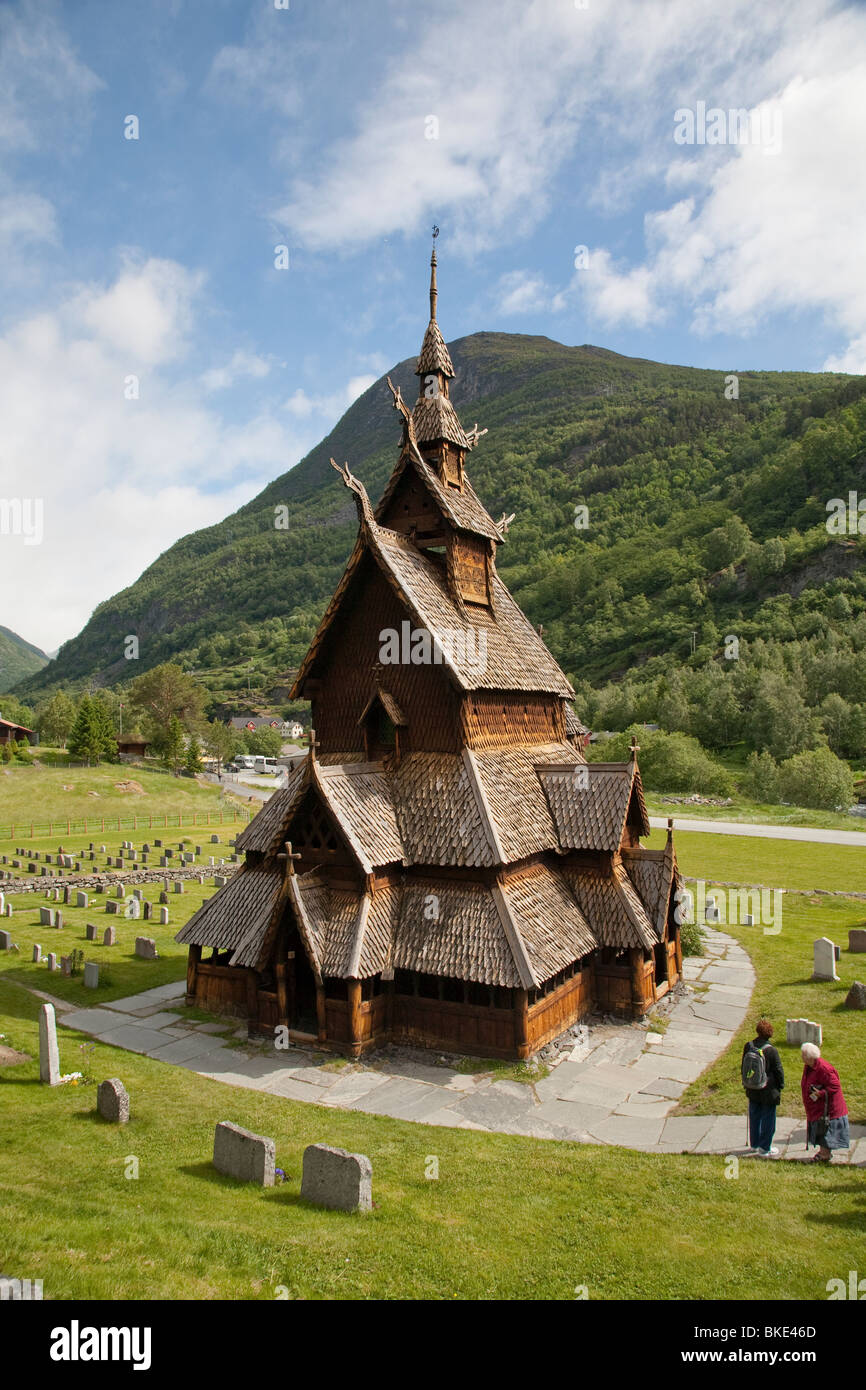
left=52, top=929, right=863, bottom=1164
left=650, top=816, right=866, bottom=846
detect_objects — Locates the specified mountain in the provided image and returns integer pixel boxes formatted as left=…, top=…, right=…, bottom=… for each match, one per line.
left=12, top=333, right=866, bottom=735
left=0, top=625, right=49, bottom=692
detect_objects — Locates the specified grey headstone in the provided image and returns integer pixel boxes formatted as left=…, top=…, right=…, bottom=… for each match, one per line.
left=39, top=906, right=53, bottom=926
left=211, top=834, right=220, bottom=843
left=97, top=1078, right=129, bottom=1124
left=812, top=937, right=839, bottom=981
left=53, top=911, right=63, bottom=929
left=844, top=980, right=866, bottom=1010
left=60, top=956, right=72, bottom=976
left=212, top=1121, right=275, bottom=1186
left=32, top=943, right=41, bottom=962
left=786, top=1017, right=823, bottom=1046
left=115, top=884, right=125, bottom=899
left=0, top=930, right=12, bottom=951
left=159, top=856, right=168, bottom=867
left=214, top=876, right=227, bottom=888
left=39, top=1002, right=60, bottom=1085
left=46, top=953, right=57, bottom=972
left=85, top=923, right=98, bottom=941
left=124, top=898, right=141, bottom=920
left=300, top=1144, right=372, bottom=1213
left=84, top=962, right=99, bottom=989
left=2, top=903, right=10, bottom=918
left=103, top=926, right=116, bottom=946
left=158, top=891, right=168, bottom=905
left=135, top=936, right=158, bottom=959
left=173, top=880, right=184, bottom=893
left=158, top=907, right=169, bottom=926
left=849, top=928, right=866, bottom=953
left=76, top=891, right=88, bottom=908
left=143, top=901, right=152, bottom=920
left=105, top=900, right=119, bottom=915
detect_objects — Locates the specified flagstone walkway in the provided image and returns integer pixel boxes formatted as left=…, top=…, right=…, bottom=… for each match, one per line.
left=53, top=928, right=864, bottom=1163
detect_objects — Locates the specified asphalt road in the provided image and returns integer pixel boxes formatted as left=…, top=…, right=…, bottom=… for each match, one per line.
left=649, top=816, right=866, bottom=846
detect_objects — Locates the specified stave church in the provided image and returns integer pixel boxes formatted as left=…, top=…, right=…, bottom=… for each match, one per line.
left=177, top=246, right=683, bottom=1059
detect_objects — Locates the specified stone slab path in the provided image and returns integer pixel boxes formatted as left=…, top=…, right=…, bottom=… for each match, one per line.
left=53, top=929, right=864, bottom=1164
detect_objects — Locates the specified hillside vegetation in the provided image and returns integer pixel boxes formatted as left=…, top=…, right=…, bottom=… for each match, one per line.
left=13, top=335, right=866, bottom=779
left=0, top=625, right=48, bottom=693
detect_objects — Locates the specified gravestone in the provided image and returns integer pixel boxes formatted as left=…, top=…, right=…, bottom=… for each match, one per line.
left=124, top=898, right=141, bottom=920
left=0, top=930, right=12, bottom=951
left=143, top=901, right=152, bottom=921
left=195, top=845, right=202, bottom=856
left=812, top=937, right=839, bottom=981
left=133, top=888, right=143, bottom=902
left=300, top=1144, right=372, bottom=1213
left=39, top=906, right=53, bottom=926
left=848, top=928, right=866, bottom=953
left=85, top=923, right=98, bottom=941
left=786, top=1018, right=823, bottom=1046
left=105, top=900, right=120, bottom=915
left=158, top=907, right=169, bottom=926
left=2, top=904, right=10, bottom=918
left=705, top=894, right=720, bottom=923
left=154, top=839, right=162, bottom=848
left=212, top=1121, right=275, bottom=1186
left=103, top=926, right=116, bottom=946
left=158, top=891, right=168, bottom=905
left=173, top=880, right=184, bottom=894
left=214, top=876, right=227, bottom=888
left=76, top=891, right=88, bottom=909
left=115, top=885, right=125, bottom=899
left=159, top=857, right=168, bottom=868
left=46, top=953, right=57, bottom=971
left=62, top=886, right=71, bottom=904
left=211, top=834, right=220, bottom=843
left=84, top=962, right=99, bottom=989
left=142, top=843, right=150, bottom=853
left=844, top=980, right=866, bottom=1010
left=32, top=943, right=41, bottom=962
left=135, top=936, right=158, bottom=959
left=60, top=956, right=72, bottom=976
left=97, top=1078, right=129, bottom=1124
left=39, top=1003, right=60, bottom=1085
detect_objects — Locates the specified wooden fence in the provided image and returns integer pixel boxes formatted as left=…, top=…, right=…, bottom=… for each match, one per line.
left=0, top=807, right=251, bottom=841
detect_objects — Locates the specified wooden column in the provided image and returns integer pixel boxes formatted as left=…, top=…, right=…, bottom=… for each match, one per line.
left=347, top=979, right=363, bottom=1058
left=514, top=987, right=530, bottom=1059
left=275, top=961, right=289, bottom=1027
left=630, top=948, right=647, bottom=1014
left=245, top=969, right=258, bottom=1029
left=186, top=944, right=202, bottom=1002
left=316, top=983, right=327, bottom=1043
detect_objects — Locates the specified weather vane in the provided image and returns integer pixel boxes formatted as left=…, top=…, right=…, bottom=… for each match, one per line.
left=432, top=224, right=439, bottom=241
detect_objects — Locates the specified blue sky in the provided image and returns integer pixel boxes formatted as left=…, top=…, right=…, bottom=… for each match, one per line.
left=2, top=0, right=865, bottom=652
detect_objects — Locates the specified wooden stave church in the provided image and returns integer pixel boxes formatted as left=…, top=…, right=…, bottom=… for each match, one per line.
left=177, top=249, right=683, bottom=1059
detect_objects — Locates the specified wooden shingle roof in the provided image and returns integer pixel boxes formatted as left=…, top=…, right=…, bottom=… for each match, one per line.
left=375, top=442, right=503, bottom=542
left=536, top=761, right=650, bottom=852
left=412, top=393, right=470, bottom=449
left=561, top=861, right=656, bottom=951
left=175, top=863, right=285, bottom=968
left=315, top=762, right=405, bottom=872
left=500, top=864, right=598, bottom=979
left=395, top=880, right=521, bottom=987
left=416, top=318, right=455, bottom=378
left=624, top=841, right=680, bottom=940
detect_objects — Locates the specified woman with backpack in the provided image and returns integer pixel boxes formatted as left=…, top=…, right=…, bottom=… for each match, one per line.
left=742, top=1018, right=785, bottom=1157
left=801, top=1043, right=849, bottom=1163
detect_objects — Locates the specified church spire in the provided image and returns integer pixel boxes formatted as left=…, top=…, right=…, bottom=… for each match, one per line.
left=416, top=227, right=455, bottom=386
left=429, top=227, right=438, bottom=322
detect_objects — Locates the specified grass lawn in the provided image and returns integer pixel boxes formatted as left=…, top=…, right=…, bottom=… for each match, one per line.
left=0, top=758, right=244, bottom=835
left=645, top=826, right=866, bottom=894
left=645, top=791, right=866, bottom=834
left=0, top=979, right=862, bottom=1301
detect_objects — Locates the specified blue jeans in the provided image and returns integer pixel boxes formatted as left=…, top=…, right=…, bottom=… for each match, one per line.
left=749, top=1100, right=776, bottom=1151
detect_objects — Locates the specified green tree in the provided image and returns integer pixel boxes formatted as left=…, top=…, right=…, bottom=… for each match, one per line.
left=741, top=750, right=781, bottom=803
left=203, top=720, right=240, bottom=774
left=703, top=516, right=751, bottom=571
left=129, top=662, right=205, bottom=743
left=184, top=733, right=203, bottom=776
left=161, top=715, right=186, bottom=774
left=35, top=690, right=76, bottom=747
left=242, top=726, right=283, bottom=758
left=68, top=696, right=111, bottom=765
left=778, top=747, right=854, bottom=810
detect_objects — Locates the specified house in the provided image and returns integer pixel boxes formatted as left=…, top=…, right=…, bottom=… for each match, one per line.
left=228, top=715, right=282, bottom=733
left=0, top=713, right=36, bottom=746
left=177, top=247, right=682, bottom=1058
left=116, top=737, right=150, bottom=759
left=287, top=722, right=304, bottom=739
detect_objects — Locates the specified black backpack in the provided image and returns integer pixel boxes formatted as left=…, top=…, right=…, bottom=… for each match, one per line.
left=742, top=1040, right=769, bottom=1090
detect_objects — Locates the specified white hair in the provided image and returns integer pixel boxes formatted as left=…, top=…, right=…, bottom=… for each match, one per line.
left=801, top=1042, right=821, bottom=1063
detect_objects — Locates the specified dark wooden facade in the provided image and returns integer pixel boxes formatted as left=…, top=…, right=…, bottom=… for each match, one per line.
left=178, top=247, right=682, bottom=1059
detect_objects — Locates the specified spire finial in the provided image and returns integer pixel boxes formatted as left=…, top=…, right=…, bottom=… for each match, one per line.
left=430, top=225, right=439, bottom=321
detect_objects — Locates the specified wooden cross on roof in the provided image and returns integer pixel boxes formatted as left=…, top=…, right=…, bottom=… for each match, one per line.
left=277, top=840, right=302, bottom=877
left=307, top=727, right=320, bottom=761
left=630, top=734, right=640, bottom=759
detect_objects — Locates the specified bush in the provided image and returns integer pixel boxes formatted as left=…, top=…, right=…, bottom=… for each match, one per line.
left=679, top=917, right=705, bottom=958
left=740, top=750, right=781, bottom=803
left=587, top=725, right=733, bottom=796
left=777, top=746, right=855, bottom=810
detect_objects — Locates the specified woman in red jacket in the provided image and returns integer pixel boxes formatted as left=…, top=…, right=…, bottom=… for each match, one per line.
left=801, top=1043, right=850, bottom=1163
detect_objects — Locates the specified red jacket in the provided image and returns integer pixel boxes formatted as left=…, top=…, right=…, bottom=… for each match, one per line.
left=801, top=1060, right=848, bottom=1120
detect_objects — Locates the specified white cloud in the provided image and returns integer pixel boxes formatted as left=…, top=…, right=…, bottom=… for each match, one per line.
left=0, top=259, right=326, bottom=652
left=494, top=270, right=555, bottom=316
left=200, top=350, right=272, bottom=394
left=283, top=374, right=377, bottom=421
left=0, top=0, right=102, bottom=152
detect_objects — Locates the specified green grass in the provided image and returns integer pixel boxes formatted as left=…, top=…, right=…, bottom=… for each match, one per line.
left=0, top=757, right=240, bottom=834
left=645, top=790, right=866, bottom=834
left=0, top=979, right=861, bottom=1301
left=676, top=893, right=866, bottom=1121
left=646, top=827, right=866, bottom=894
